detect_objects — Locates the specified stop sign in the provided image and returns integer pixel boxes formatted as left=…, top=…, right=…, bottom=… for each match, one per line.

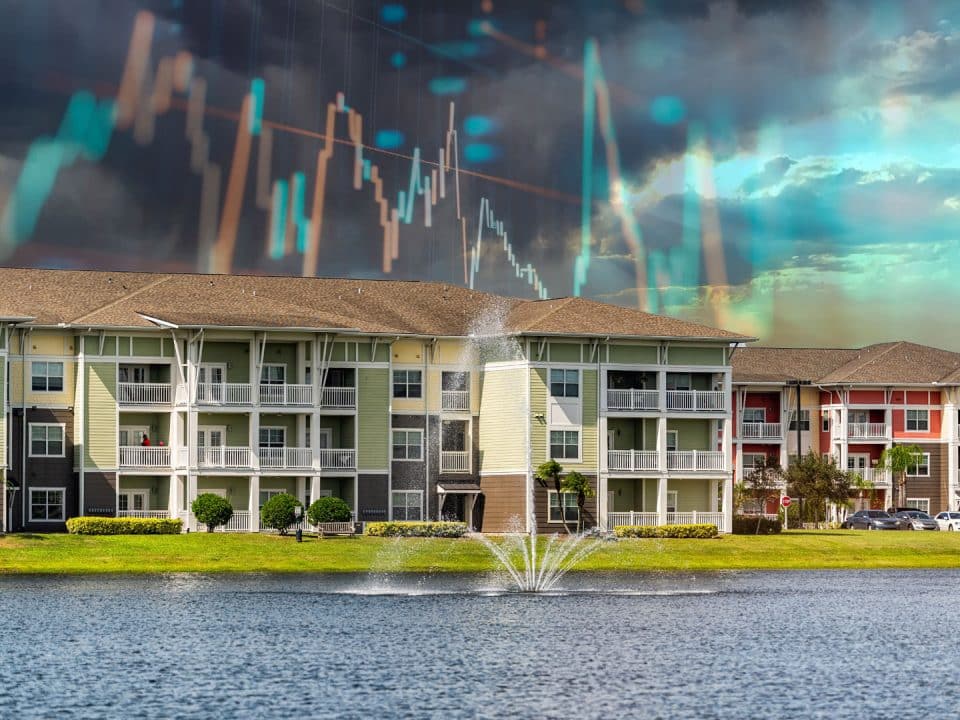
left=780, top=496, right=792, bottom=508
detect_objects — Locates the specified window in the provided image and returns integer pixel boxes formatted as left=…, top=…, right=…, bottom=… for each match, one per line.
left=667, top=490, right=678, bottom=514
left=742, top=408, right=765, bottom=423
left=260, top=364, right=286, bottom=385
left=741, top=453, right=767, bottom=472
left=907, top=453, right=930, bottom=477
left=258, top=489, right=289, bottom=510
left=549, top=430, right=579, bottom=460
left=31, top=361, right=64, bottom=392
left=666, top=430, right=678, bottom=452
left=392, top=491, right=423, bottom=521
left=906, top=409, right=929, bottom=432
left=30, top=488, right=65, bottom=521
left=906, top=498, right=930, bottom=514
left=259, top=427, right=285, bottom=448
left=666, top=373, right=691, bottom=391
left=549, top=369, right=579, bottom=398
left=392, top=430, right=423, bottom=460
left=548, top=491, right=579, bottom=523
left=822, top=413, right=830, bottom=433
left=788, top=410, right=810, bottom=431
left=393, top=370, right=422, bottom=398
left=29, top=424, right=64, bottom=457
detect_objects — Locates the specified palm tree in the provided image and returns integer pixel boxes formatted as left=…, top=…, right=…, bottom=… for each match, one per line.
left=535, top=459, right=571, bottom=534
left=876, top=444, right=922, bottom=509
left=560, top=471, right=595, bottom=534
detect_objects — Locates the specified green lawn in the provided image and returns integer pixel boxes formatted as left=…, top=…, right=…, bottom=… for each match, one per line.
left=3, top=530, right=960, bottom=574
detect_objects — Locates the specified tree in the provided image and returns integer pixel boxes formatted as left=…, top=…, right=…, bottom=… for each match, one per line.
left=260, top=493, right=303, bottom=535
left=876, top=444, right=922, bottom=509
left=307, top=496, right=353, bottom=525
left=535, top=459, right=571, bottom=534
left=191, top=493, right=233, bottom=532
left=560, top=470, right=596, bottom=534
left=784, top=451, right=859, bottom=525
left=742, top=455, right=783, bottom=534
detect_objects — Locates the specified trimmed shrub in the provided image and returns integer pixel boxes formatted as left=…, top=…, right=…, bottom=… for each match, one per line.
left=732, top=515, right=782, bottom=535
left=307, top=496, right=352, bottom=525
left=260, top=493, right=303, bottom=535
left=192, top=493, right=233, bottom=532
left=66, top=517, right=183, bottom=535
left=365, top=521, right=468, bottom=538
left=613, top=523, right=719, bottom=539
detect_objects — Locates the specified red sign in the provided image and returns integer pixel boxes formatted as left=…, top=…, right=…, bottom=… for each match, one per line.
left=780, top=496, right=792, bottom=508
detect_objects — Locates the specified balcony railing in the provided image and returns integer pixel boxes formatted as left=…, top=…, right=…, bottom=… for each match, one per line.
left=196, top=382, right=253, bottom=405
left=257, top=447, right=313, bottom=470
left=741, top=422, right=782, bottom=439
left=666, top=390, right=725, bottom=412
left=119, top=446, right=171, bottom=468
left=117, top=510, right=170, bottom=519
left=118, top=382, right=171, bottom=405
left=259, top=384, right=313, bottom=406
left=440, top=450, right=470, bottom=473
left=607, top=389, right=659, bottom=411
left=320, top=386, right=356, bottom=408
left=197, top=511, right=251, bottom=533
left=441, top=390, right=470, bottom=412
left=851, top=468, right=892, bottom=487
left=607, top=510, right=726, bottom=532
left=317, top=449, right=356, bottom=470
left=666, top=450, right=725, bottom=471
left=197, top=446, right=254, bottom=469
left=847, top=422, right=888, bottom=439
left=608, top=450, right=659, bottom=472
left=608, top=511, right=659, bottom=528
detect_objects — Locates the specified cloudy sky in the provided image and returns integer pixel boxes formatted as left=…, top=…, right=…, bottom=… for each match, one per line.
left=2, top=0, right=960, bottom=348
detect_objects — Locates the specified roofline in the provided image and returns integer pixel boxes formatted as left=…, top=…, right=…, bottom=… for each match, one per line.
left=511, top=331, right=756, bottom=343
left=734, top=379, right=960, bottom=387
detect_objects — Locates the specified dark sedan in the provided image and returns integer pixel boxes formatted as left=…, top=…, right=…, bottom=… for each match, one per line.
left=893, top=511, right=939, bottom=530
left=844, top=510, right=902, bottom=530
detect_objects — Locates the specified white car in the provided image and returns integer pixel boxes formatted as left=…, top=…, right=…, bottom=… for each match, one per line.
left=934, top=512, right=960, bottom=531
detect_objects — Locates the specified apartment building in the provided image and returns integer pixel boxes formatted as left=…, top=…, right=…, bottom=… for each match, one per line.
left=0, top=268, right=748, bottom=534
left=732, top=343, right=960, bottom=515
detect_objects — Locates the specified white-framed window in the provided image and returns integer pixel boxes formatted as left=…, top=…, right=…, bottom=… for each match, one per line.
left=665, top=373, right=691, bottom=391
left=906, top=452, right=930, bottom=477
left=667, top=490, right=678, bottom=514
left=549, top=430, right=579, bottom=460
left=258, top=427, right=286, bottom=448
left=742, top=408, right=765, bottom=423
left=822, top=413, right=830, bottom=433
left=29, top=423, right=65, bottom=457
left=118, top=426, right=150, bottom=446
left=118, top=365, right=147, bottom=384
left=31, top=361, right=64, bottom=392
left=392, top=430, right=423, bottom=460
left=260, top=364, right=286, bottom=385
left=906, top=498, right=930, bottom=514
left=666, top=430, right=678, bottom=452
left=547, top=490, right=579, bottom=523
left=788, top=410, right=810, bottom=431
left=393, top=370, right=422, bottom=398
left=258, top=488, right=289, bottom=510
left=391, top=490, right=423, bottom=520
left=906, top=409, right=929, bottom=432
left=849, top=410, right=868, bottom=424
left=30, top=487, right=65, bottom=521
left=549, top=369, right=579, bottom=398
left=741, top=453, right=768, bottom=472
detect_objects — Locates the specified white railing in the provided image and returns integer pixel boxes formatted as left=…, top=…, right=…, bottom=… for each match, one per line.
left=668, top=511, right=725, bottom=531
left=317, top=449, right=356, bottom=469
left=441, top=390, right=470, bottom=412
left=741, top=422, right=782, bottom=439
left=258, top=447, right=313, bottom=470
left=117, top=510, right=170, bottom=519
left=608, top=511, right=726, bottom=532
left=607, top=450, right=660, bottom=472
left=320, top=386, right=356, bottom=408
left=608, top=511, right=659, bottom=529
left=198, top=510, right=251, bottom=533
left=197, top=446, right=253, bottom=469
left=667, top=450, right=725, bottom=471
left=196, top=382, right=253, bottom=405
left=666, top=390, right=726, bottom=411
left=607, top=389, right=659, bottom=411
left=851, top=468, right=892, bottom=487
left=119, top=446, right=171, bottom=468
left=440, top=450, right=470, bottom=473
left=847, top=422, right=888, bottom=439
left=118, top=382, right=171, bottom=404
left=259, top=384, right=313, bottom=406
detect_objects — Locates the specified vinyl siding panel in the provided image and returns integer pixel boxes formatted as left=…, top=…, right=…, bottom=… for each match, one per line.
left=479, top=367, right=528, bottom=472
left=529, top=368, right=548, bottom=467
left=85, top=362, right=117, bottom=469
left=357, top=368, right=389, bottom=470
left=669, top=346, right=724, bottom=366
left=609, top=345, right=657, bottom=364
left=564, top=369, right=598, bottom=472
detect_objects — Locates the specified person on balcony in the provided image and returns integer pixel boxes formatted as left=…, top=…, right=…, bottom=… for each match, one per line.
left=141, top=435, right=151, bottom=446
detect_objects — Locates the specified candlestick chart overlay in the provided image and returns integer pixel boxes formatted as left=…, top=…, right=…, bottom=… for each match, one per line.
left=3, top=1, right=960, bottom=346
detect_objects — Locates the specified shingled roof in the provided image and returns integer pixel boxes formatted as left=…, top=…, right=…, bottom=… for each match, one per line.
left=734, top=342, right=960, bottom=385
left=0, top=268, right=750, bottom=341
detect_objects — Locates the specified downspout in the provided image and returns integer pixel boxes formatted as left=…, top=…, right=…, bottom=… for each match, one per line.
left=525, top=341, right=533, bottom=534
left=423, top=340, right=432, bottom=520
left=20, top=329, right=30, bottom=528
left=595, top=338, right=602, bottom=530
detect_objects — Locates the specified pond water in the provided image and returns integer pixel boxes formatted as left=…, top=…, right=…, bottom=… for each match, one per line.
left=2, top=570, right=960, bottom=719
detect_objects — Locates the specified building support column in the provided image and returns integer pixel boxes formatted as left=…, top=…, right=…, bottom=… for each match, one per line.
left=186, top=474, right=198, bottom=531
left=709, top=478, right=719, bottom=513
left=721, top=473, right=733, bottom=532
left=656, top=476, right=668, bottom=526
left=168, top=472, right=179, bottom=519
left=249, top=474, right=260, bottom=532
left=310, top=475, right=322, bottom=504
left=296, top=476, right=307, bottom=506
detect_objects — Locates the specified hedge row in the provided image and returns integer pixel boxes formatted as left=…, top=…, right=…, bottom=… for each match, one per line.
left=732, top=515, right=782, bottom=535
left=613, top=523, right=719, bottom=539
left=66, top=517, right=183, bottom=535
left=364, top=521, right=468, bottom=538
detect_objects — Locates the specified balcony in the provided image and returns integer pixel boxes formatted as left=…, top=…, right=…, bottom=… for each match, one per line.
left=441, top=390, right=470, bottom=412
left=440, top=450, right=470, bottom=473
left=197, top=446, right=254, bottom=469
left=851, top=468, right=892, bottom=488
left=259, top=384, right=313, bottom=407
left=196, top=383, right=253, bottom=406
left=741, top=422, right=782, bottom=439
left=847, top=422, right=888, bottom=440
left=666, top=450, right=725, bottom=471
left=119, top=446, right=172, bottom=469
left=257, top=447, right=313, bottom=470
left=118, top=382, right=172, bottom=405
left=320, top=386, right=356, bottom=408
left=666, top=390, right=725, bottom=412
left=317, top=449, right=356, bottom=470
left=607, top=389, right=659, bottom=412
left=607, top=511, right=726, bottom=532
left=608, top=450, right=659, bottom=472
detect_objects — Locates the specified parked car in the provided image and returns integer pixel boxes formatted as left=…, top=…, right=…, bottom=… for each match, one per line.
left=934, top=511, right=960, bottom=531
left=892, top=511, right=939, bottom=531
left=844, top=510, right=902, bottom=530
